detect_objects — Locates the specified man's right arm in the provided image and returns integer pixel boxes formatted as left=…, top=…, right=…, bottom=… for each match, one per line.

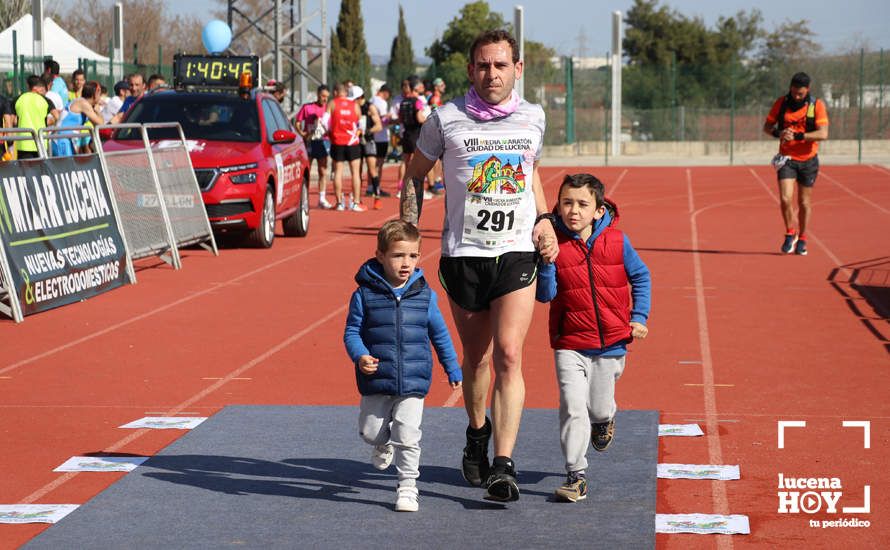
left=399, top=113, right=443, bottom=224
left=399, top=154, right=436, bottom=224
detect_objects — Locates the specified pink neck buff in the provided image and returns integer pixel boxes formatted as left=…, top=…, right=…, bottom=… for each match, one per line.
left=464, top=86, right=521, bottom=121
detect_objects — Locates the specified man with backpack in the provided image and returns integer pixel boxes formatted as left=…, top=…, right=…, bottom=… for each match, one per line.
left=397, top=76, right=427, bottom=199
left=763, top=72, right=829, bottom=256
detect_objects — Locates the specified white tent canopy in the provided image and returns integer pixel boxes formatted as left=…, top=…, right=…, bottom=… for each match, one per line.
left=0, top=14, right=109, bottom=75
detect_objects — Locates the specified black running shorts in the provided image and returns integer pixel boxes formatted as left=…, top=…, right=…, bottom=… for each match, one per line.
left=331, top=144, right=362, bottom=162
left=439, top=252, right=538, bottom=312
left=307, top=139, right=328, bottom=159
left=401, top=129, right=421, bottom=154
left=777, top=155, right=819, bottom=187
left=375, top=140, right=389, bottom=159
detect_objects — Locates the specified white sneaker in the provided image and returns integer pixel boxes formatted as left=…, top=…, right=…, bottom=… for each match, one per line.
left=423, top=190, right=434, bottom=200
left=395, top=486, right=419, bottom=512
left=372, top=444, right=394, bottom=470
left=318, top=197, right=332, bottom=209
left=335, top=202, right=346, bottom=211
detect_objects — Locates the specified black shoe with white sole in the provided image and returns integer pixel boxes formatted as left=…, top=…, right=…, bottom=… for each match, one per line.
left=483, top=456, right=520, bottom=502
left=461, top=418, right=491, bottom=487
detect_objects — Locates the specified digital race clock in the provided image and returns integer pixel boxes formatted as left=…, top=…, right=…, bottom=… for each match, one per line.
left=173, top=54, right=259, bottom=88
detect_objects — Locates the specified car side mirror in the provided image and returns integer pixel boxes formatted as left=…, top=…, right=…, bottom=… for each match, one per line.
left=271, top=129, right=297, bottom=144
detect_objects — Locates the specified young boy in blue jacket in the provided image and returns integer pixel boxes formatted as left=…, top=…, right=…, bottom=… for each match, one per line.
left=536, top=173, right=651, bottom=503
left=344, top=219, right=463, bottom=512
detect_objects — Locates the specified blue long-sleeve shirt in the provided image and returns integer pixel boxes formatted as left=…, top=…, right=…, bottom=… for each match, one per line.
left=536, top=210, right=651, bottom=356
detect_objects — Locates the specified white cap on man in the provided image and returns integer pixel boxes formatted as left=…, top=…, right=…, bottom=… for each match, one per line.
left=347, top=85, right=364, bottom=101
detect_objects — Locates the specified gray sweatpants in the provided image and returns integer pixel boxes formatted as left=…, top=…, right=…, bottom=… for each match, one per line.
left=555, top=349, right=626, bottom=473
left=358, top=394, right=424, bottom=487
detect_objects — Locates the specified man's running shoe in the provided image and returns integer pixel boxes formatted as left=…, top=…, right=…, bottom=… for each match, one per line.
left=431, top=180, right=445, bottom=194
left=461, top=418, right=491, bottom=487
left=554, top=472, right=588, bottom=502
left=335, top=202, right=346, bottom=211
left=781, top=233, right=798, bottom=254
left=591, top=419, right=615, bottom=452
left=423, top=190, right=434, bottom=200
left=378, top=189, right=392, bottom=197
left=318, top=197, right=333, bottom=209
left=373, top=197, right=382, bottom=210
left=794, top=238, right=808, bottom=256
left=365, top=188, right=375, bottom=196
left=350, top=202, right=368, bottom=212
left=483, top=456, right=520, bottom=502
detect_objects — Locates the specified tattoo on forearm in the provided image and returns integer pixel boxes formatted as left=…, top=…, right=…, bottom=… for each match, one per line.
left=400, top=177, right=418, bottom=224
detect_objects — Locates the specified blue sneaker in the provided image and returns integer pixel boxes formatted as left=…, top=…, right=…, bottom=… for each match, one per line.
left=781, top=233, right=798, bottom=254
left=794, top=238, right=807, bottom=256
left=431, top=181, right=445, bottom=195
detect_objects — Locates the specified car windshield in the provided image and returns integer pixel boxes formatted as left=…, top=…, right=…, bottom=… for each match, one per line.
left=116, top=94, right=260, bottom=142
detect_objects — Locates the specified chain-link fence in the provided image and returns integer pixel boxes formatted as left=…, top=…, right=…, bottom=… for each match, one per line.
left=541, top=49, right=889, bottom=160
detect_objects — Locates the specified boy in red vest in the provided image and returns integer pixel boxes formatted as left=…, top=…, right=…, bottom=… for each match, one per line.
left=536, top=173, right=651, bottom=502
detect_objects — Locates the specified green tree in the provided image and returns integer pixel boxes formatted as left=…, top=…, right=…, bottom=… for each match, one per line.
left=523, top=40, right=558, bottom=102
left=329, top=0, right=371, bottom=91
left=623, top=0, right=766, bottom=110
left=426, top=0, right=509, bottom=96
left=386, top=5, right=415, bottom=89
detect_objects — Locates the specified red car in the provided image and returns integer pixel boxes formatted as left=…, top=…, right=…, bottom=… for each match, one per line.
left=105, top=88, right=310, bottom=247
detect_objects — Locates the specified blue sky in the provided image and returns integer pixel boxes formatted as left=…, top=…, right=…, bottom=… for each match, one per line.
left=157, top=0, right=890, bottom=57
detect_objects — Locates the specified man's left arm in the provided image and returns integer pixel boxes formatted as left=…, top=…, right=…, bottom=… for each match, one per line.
left=531, top=161, right=558, bottom=262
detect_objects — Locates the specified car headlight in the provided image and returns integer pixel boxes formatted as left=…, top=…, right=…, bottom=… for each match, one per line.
left=219, top=162, right=258, bottom=173
left=229, top=172, right=257, bottom=184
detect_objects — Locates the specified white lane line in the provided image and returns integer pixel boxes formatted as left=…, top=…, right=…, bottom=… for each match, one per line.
left=685, top=168, right=732, bottom=549
left=609, top=168, right=630, bottom=196
left=820, top=169, right=890, bottom=215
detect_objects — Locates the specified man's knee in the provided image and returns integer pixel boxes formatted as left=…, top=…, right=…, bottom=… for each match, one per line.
left=493, top=342, right=524, bottom=373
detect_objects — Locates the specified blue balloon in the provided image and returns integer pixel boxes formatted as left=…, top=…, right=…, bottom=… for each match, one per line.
left=202, top=20, right=232, bottom=54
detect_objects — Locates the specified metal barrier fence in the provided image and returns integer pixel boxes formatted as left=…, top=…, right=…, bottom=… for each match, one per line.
left=141, top=123, right=218, bottom=256
left=91, top=123, right=182, bottom=268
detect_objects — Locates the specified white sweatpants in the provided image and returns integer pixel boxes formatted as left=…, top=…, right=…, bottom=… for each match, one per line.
left=555, top=349, right=626, bottom=473
left=358, top=394, right=424, bottom=487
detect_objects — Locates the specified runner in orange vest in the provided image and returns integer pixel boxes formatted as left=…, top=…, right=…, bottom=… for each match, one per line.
left=763, top=72, right=829, bottom=256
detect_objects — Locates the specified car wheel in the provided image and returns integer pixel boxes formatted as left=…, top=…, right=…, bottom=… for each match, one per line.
left=247, top=186, right=275, bottom=248
left=283, top=175, right=310, bottom=237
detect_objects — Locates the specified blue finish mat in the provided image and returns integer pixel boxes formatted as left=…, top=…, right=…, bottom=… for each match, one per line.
left=27, top=406, right=657, bottom=549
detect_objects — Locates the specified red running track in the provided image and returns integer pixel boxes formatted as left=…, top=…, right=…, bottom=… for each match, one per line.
left=1, top=164, right=888, bottom=549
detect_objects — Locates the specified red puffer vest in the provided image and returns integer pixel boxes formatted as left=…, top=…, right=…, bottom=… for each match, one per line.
left=549, top=199, right=631, bottom=350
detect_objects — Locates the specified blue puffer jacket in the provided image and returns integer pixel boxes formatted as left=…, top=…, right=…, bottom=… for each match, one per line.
left=344, top=259, right=462, bottom=397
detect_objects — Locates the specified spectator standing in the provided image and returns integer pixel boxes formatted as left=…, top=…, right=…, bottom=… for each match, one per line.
left=14, top=75, right=59, bottom=159
left=325, top=82, right=366, bottom=211
left=43, top=59, right=70, bottom=109
left=102, top=81, right=129, bottom=123
left=296, top=84, right=333, bottom=208
left=68, top=69, right=85, bottom=102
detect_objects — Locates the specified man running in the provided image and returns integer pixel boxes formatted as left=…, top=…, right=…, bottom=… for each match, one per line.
left=400, top=29, right=558, bottom=502
left=763, top=72, right=829, bottom=256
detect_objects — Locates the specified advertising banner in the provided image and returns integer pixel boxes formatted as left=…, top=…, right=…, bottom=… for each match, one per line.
left=0, top=156, right=129, bottom=317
